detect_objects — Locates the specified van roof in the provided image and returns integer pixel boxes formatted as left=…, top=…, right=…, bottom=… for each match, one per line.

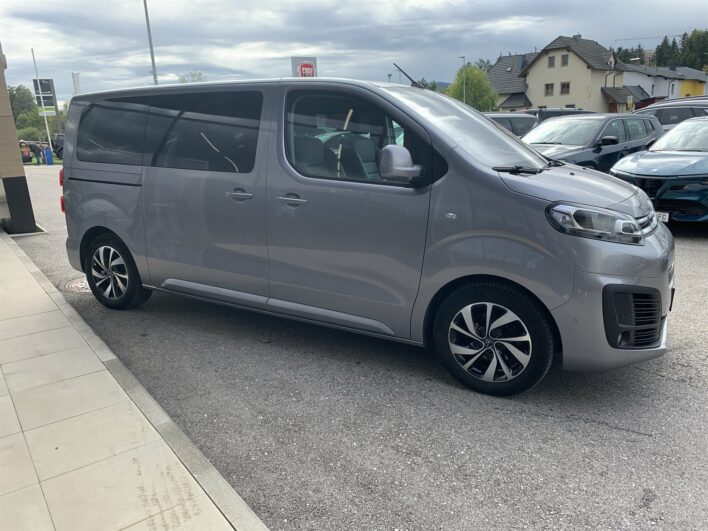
left=71, top=77, right=409, bottom=102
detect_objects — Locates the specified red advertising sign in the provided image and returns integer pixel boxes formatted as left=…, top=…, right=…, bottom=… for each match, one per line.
left=298, top=61, right=316, bottom=77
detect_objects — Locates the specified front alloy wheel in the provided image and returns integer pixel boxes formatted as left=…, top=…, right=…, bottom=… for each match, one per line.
left=434, top=281, right=555, bottom=396
left=449, top=302, right=532, bottom=383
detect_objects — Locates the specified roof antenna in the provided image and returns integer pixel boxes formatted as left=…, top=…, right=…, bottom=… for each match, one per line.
left=393, top=63, right=423, bottom=88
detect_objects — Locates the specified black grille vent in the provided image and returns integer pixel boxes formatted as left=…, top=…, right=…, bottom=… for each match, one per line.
left=637, top=178, right=664, bottom=198
left=655, top=199, right=707, bottom=218
left=603, top=287, right=663, bottom=349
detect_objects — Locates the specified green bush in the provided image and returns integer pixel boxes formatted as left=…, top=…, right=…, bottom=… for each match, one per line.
left=16, top=127, right=43, bottom=142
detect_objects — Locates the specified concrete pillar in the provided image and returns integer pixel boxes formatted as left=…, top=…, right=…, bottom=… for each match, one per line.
left=0, top=41, right=37, bottom=233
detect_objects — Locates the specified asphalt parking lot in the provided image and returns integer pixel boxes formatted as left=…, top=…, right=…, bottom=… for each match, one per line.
left=13, top=166, right=708, bottom=529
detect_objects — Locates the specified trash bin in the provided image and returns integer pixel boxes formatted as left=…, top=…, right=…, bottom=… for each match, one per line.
left=44, top=147, right=54, bottom=166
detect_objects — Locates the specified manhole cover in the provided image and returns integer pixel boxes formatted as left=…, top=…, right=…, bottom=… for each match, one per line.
left=64, top=278, right=92, bottom=293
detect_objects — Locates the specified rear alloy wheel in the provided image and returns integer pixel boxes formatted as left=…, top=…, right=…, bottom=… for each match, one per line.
left=84, top=235, right=152, bottom=310
left=434, top=281, right=555, bottom=396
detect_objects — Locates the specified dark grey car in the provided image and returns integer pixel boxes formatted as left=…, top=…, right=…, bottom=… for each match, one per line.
left=523, top=114, right=663, bottom=172
left=62, top=79, right=674, bottom=396
left=484, top=112, right=538, bottom=137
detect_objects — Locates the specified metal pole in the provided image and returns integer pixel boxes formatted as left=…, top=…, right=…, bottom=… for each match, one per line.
left=31, top=48, right=53, bottom=149
left=459, top=56, right=466, bottom=104
left=143, top=0, right=158, bottom=85
left=387, top=73, right=392, bottom=83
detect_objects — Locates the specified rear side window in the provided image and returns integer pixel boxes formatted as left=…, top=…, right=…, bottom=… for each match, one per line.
left=509, top=117, right=536, bottom=136
left=656, top=107, right=694, bottom=125
left=76, top=98, right=150, bottom=165
left=145, top=91, right=263, bottom=173
left=625, top=118, right=648, bottom=140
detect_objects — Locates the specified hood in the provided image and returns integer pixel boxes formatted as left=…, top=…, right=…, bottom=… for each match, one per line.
left=529, top=144, right=585, bottom=159
left=612, top=150, right=708, bottom=177
left=500, top=164, right=639, bottom=211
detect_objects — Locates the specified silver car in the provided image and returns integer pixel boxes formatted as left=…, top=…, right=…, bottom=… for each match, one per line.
left=62, top=79, right=675, bottom=396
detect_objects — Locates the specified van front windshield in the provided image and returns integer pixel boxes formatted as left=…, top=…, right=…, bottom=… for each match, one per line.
left=380, top=86, right=547, bottom=170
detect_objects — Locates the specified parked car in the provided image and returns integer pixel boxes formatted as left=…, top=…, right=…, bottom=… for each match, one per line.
left=484, top=112, right=538, bottom=137
left=610, top=116, right=708, bottom=222
left=62, top=79, right=674, bottom=396
left=524, top=108, right=595, bottom=122
left=522, top=114, right=662, bottom=172
left=633, top=96, right=708, bottom=132
left=53, top=133, right=65, bottom=160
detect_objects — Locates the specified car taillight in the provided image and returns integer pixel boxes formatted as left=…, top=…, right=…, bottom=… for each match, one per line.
left=60, top=195, right=65, bottom=213
left=59, top=168, right=64, bottom=187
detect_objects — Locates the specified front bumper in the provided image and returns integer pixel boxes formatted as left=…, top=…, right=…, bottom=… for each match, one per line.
left=613, top=173, right=708, bottom=222
left=552, top=267, right=674, bottom=371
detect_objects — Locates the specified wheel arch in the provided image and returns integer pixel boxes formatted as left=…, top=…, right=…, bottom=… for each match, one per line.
left=422, top=274, right=563, bottom=366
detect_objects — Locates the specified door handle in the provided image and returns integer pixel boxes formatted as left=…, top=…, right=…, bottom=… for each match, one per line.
left=226, top=189, right=254, bottom=202
left=277, top=194, right=308, bottom=206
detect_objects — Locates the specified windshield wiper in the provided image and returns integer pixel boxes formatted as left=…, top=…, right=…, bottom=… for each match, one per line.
left=493, top=165, right=543, bottom=175
left=544, top=159, right=565, bottom=167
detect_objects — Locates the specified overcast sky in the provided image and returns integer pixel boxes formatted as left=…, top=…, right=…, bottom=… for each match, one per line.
left=1, top=0, right=704, bottom=102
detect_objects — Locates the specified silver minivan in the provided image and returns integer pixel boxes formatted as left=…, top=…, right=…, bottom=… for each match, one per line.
left=62, top=79, right=675, bottom=395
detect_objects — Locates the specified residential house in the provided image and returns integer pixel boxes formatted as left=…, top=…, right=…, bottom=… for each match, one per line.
left=674, top=67, right=708, bottom=97
left=486, top=53, right=537, bottom=111
left=621, top=63, right=690, bottom=105
left=522, top=35, right=624, bottom=112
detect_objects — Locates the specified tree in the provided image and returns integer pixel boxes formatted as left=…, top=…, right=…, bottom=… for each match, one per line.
left=16, top=127, right=43, bottom=141
left=655, top=36, right=671, bottom=66
left=8, top=85, right=36, bottom=121
left=669, top=38, right=680, bottom=65
left=679, top=29, right=708, bottom=70
left=178, top=71, right=207, bottom=83
left=446, top=64, right=497, bottom=111
left=635, top=43, right=646, bottom=64
left=474, top=58, right=492, bottom=72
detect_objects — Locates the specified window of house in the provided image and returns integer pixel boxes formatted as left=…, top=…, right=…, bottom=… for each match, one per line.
left=145, top=91, right=263, bottom=173
left=76, top=97, right=151, bottom=165
left=560, top=82, right=570, bottom=95
left=284, top=91, right=431, bottom=185
left=651, top=84, right=655, bottom=95
left=548, top=56, right=555, bottom=68
left=625, top=118, right=648, bottom=140
left=561, top=54, right=569, bottom=66
left=565, top=104, right=576, bottom=108
left=670, top=84, right=675, bottom=95
left=544, top=83, right=554, bottom=96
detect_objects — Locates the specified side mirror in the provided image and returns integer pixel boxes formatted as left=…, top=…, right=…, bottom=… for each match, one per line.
left=380, top=144, right=422, bottom=184
left=598, top=136, right=619, bottom=146
left=645, top=138, right=657, bottom=149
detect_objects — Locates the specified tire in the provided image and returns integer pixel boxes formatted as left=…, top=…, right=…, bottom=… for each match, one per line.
left=433, top=280, right=555, bottom=396
left=84, top=234, right=152, bottom=310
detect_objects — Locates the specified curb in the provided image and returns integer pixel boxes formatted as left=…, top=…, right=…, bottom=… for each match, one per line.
left=1, top=230, right=268, bottom=531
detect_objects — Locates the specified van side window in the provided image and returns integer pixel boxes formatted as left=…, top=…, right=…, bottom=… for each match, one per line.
left=76, top=98, right=150, bottom=165
left=285, top=92, right=431, bottom=184
left=145, top=91, right=263, bottom=173
left=625, top=118, right=648, bottom=140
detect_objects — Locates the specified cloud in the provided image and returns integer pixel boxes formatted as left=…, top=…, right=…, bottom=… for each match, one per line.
left=1, top=0, right=702, bottom=101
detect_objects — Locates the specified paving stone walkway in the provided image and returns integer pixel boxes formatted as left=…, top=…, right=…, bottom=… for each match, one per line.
left=0, top=229, right=265, bottom=531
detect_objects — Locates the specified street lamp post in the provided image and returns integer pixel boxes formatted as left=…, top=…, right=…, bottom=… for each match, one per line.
left=387, top=73, right=392, bottom=83
left=458, top=56, right=466, bottom=104
left=143, top=0, right=158, bottom=85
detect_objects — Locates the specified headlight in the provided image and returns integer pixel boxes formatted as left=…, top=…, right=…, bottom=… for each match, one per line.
left=546, top=203, right=644, bottom=245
